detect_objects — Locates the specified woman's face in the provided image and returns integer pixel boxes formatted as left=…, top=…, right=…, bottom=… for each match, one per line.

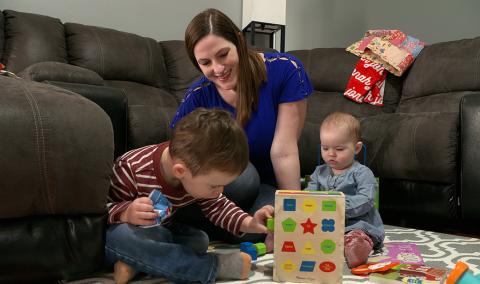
left=194, top=34, right=239, bottom=92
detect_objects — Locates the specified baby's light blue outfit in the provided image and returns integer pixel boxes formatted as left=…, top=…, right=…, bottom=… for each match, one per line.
left=306, top=161, right=384, bottom=249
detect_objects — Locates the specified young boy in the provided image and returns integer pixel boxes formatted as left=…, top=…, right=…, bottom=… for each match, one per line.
left=305, top=111, right=384, bottom=268
left=106, top=108, right=274, bottom=284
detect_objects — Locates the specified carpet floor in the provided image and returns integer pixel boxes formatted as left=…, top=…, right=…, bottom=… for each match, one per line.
left=65, top=225, right=480, bottom=283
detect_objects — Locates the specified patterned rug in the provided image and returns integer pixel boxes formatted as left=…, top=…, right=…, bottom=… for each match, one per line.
left=66, top=225, right=480, bottom=283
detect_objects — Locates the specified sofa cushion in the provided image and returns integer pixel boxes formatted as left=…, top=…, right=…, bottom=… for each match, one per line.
left=396, top=91, right=480, bottom=113
left=306, top=91, right=386, bottom=125
left=103, top=80, right=178, bottom=149
left=361, top=112, right=457, bottom=183
left=65, top=23, right=169, bottom=89
left=161, top=40, right=202, bottom=102
left=0, top=11, right=4, bottom=62
left=402, top=37, right=480, bottom=104
left=289, top=48, right=402, bottom=113
left=2, top=10, right=67, bottom=73
left=0, top=76, right=113, bottom=218
left=18, top=61, right=104, bottom=85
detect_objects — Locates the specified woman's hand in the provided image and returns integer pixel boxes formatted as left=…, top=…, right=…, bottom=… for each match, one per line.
left=119, top=197, right=158, bottom=226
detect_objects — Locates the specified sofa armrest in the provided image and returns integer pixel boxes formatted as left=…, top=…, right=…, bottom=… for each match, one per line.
left=45, top=81, right=128, bottom=158
left=0, top=76, right=113, bottom=218
left=460, top=94, right=480, bottom=222
left=18, top=61, right=104, bottom=85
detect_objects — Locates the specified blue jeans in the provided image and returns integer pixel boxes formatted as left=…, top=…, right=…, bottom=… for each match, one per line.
left=172, top=162, right=277, bottom=243
left=105, top=222, right=217, bottom=284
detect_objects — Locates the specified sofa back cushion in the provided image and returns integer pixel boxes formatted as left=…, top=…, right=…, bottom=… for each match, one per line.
left=289, top=48, right=402, bottom=114
left=2, top=10, right=67, bottom=73
left=399, top=37, right=480, bottom=112
left=65, top=23, right=169, bottom=89
left=361, top=112, right=457, bottom=183
left=160, top=40, right=201, bottom=102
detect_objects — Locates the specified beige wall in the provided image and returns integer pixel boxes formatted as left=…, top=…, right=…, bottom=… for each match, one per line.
left=0, top=0, right=242, bottom=41
left=1, top=0, right=479, bottom=51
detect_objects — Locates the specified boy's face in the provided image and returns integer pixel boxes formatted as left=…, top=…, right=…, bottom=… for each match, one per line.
left=320, top=126, right=362, bottom=173
left=173, top=164, right=238, bottom=199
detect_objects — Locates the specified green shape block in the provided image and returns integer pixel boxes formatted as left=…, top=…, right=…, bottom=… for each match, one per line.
left=320, top=239, right=336, bottom=254
left=282, top=217, right=297, bottom=232
left=322, top=200, right=337, bottom=211
left=254, top=242, right=266, bottom=256
left=266, top=218, right=274, bottom=231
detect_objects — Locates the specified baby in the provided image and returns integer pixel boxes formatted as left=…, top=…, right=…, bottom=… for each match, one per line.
left=305, top=111, right=384, bottom=268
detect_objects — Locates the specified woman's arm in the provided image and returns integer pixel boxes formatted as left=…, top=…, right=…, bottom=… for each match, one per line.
left=270, top=99, right=307, bottom=189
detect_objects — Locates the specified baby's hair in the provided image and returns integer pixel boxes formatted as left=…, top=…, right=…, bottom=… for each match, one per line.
left=321, top=111, right=361, bottom=142
left=169, top=108, right=249, bottom=176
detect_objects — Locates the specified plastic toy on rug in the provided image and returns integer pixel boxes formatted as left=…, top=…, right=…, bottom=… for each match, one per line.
left=446, top=261, right=480, bottom=284
left=272, top=190, right=345, bottom=283
left=351, top=261, right=400, bottom=275
left=369, top=263, right=448, bottom=284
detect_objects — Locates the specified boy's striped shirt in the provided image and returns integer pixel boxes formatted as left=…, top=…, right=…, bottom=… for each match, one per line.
left=107, top=142, right=248, bottom=235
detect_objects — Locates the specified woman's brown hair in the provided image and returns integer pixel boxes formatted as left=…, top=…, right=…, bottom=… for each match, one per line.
left=185, top=8, right=267, bottom=126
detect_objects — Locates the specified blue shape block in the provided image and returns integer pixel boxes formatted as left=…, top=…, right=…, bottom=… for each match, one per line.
left=244, top=246, right=257, bottom=261
left=283, top=199, right=296, bottom=211
left=321, top=219, right=335, bottom=232
left=300, top=261, right=316, bottom=272
left=240, top=242, right=253, bottom=252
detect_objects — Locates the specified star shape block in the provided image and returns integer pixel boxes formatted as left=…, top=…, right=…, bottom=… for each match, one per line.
left=301, top=218, right=317, bottom=234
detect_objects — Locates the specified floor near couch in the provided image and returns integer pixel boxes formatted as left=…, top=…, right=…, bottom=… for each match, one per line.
left=64, top=225, right=480, bottom=284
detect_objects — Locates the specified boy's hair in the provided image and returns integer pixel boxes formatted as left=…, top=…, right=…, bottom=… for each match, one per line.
left=321, top=112, right=361, bottom=142
left=169, top=108, right=249, bottom=176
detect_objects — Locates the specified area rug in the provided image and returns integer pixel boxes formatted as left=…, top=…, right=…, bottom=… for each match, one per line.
left=65, top=225, right=480, bottom=283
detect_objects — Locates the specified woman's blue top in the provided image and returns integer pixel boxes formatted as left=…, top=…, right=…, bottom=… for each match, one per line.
left=170, top=53, right=313, bottom=185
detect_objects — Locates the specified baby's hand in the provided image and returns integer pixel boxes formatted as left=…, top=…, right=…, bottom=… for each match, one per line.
left=120, top=197, right=158, bottom=226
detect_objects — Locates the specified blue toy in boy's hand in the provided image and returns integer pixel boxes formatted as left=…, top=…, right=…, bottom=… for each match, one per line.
left=142, top=189, right=172, bottom=228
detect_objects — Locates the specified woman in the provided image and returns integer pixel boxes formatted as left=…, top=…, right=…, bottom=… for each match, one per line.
left=171, top=8, right=313, bottom=243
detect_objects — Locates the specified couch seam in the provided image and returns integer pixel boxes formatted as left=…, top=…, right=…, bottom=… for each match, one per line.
left=89, top=26, right=105, bottom=77
left=21, top=81, right=54, bottom=213
left=475, top=44, right=480, bottom=89
left=145, top=38, right=153, bottom=84
left=411, top=116, right=420, bottom=164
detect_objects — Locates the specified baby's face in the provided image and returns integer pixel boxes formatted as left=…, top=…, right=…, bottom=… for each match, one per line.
left=320, top=127, right=358, bottom=173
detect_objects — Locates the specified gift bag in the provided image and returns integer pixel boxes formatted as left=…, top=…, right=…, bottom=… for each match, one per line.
left=273, top=190, right=345, bottom=283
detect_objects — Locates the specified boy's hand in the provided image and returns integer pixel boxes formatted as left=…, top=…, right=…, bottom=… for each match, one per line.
left=120, top=197, right=159, bottom=226
left=240, top=205, right=275, bottom=233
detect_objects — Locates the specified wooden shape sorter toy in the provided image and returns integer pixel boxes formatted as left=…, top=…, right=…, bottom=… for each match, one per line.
left=273, top=190, right=345, bottom=283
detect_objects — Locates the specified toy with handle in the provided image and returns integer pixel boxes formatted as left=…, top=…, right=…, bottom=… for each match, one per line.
left=446, top=261, right=480, bottom=284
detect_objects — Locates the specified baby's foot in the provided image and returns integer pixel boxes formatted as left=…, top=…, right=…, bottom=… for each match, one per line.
left=344, top=230, right=373, bottom=268
left=113, top=260, right=137, bottom=284
left=216, top=251, right=252, bottom=280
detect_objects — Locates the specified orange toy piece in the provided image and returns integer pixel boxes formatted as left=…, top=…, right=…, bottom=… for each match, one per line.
left=446, top=261, right=480, bottom=284
left=351, top=261, right=401, bottom=275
